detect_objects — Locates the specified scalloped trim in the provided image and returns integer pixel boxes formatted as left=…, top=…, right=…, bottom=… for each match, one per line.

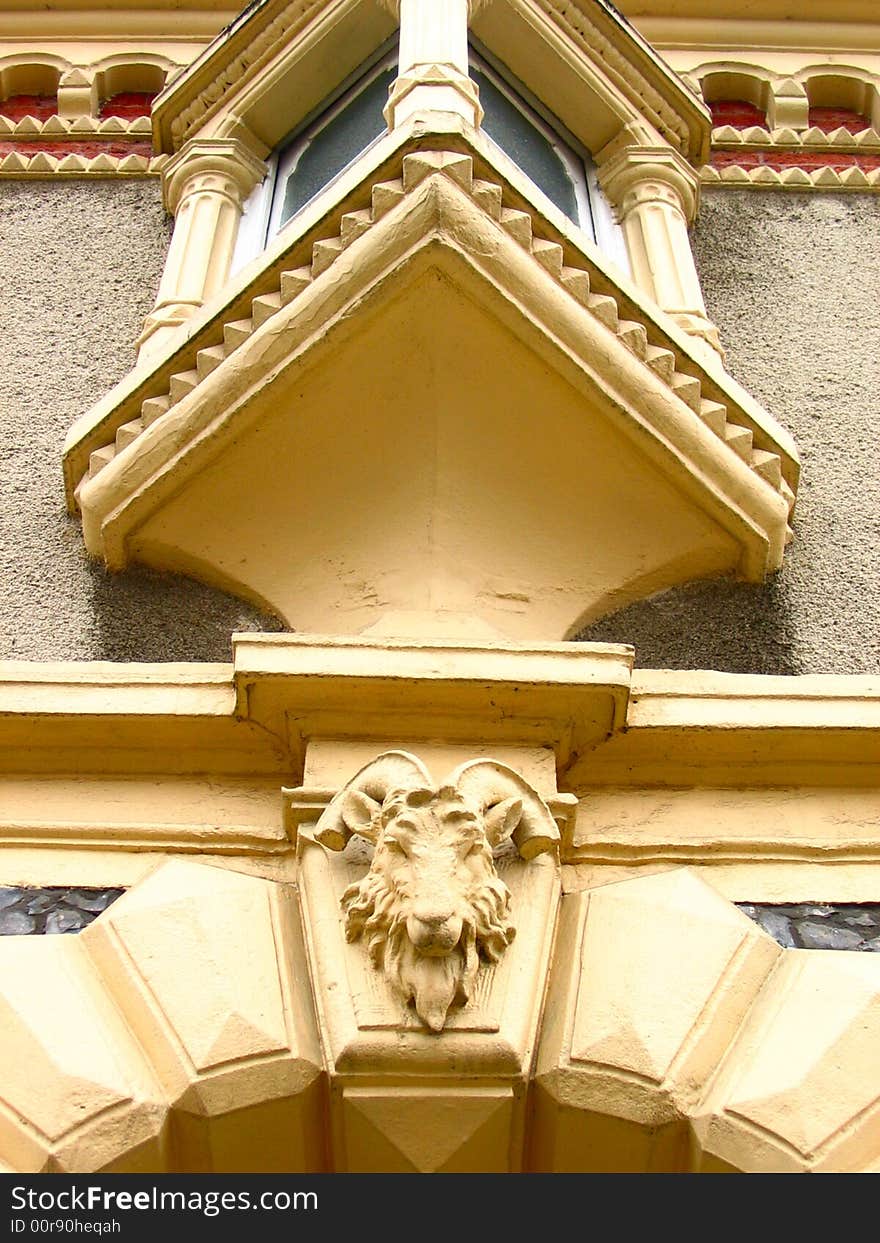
left=0, top=113, right=153, bottom=138
left=712, top=124, right=880, bottom=151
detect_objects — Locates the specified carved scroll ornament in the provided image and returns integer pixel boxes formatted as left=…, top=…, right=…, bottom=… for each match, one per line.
left=314, top=751, right=560, bottom=1032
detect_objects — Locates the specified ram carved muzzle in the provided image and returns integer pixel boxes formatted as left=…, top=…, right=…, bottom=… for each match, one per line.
left=314, top=751, right=560, bottom=1032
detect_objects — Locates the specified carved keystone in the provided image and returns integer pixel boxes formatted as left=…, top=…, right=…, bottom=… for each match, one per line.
left=314, top=751, right=560, bottom=1032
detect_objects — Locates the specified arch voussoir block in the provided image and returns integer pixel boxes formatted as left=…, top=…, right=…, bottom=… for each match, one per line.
left=82, top=859, right=325, bottom=1173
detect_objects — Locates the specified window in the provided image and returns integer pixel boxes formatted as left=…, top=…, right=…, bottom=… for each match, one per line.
left=469, top=45, right=626, bottom=267
left=232, top=41, right=627, bottom=274
left=269, top=58, right=396, bottom=236
left=232, top=43, right=396, bottom=273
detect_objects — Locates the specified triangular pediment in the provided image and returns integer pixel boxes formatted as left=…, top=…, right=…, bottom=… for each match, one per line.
left=65, top=142, right=795, bottom=641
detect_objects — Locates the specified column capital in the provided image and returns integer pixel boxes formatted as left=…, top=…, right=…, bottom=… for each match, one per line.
left=596, top=141, right=720, bottom=357
left=597, top=144, right=700, bottom=224
left=162, top=138, right=267, bottom=215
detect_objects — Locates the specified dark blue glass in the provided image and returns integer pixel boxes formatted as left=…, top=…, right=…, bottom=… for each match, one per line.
left=473, top=67, right=579, bottom=223
left=279, top=67, right=395, bottom=225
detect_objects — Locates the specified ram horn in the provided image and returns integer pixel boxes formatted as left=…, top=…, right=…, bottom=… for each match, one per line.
left=315, top=750, right=433, bottom=850
left=447, top=759, right=560, bottom=860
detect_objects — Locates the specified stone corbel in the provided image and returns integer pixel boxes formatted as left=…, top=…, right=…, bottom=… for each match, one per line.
left=311, top=750, right=561, bottom=1032
left=380, top=0, right=488, bottom=129
left=57, top=68, right=97, bottom=120
left=137, top=137, right=267, bottom=363
left=768, top=79, right=809, bottom=132
left=598, top=139, right=723, bottom=359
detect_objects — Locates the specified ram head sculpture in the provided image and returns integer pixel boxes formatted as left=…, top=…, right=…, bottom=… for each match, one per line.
left=313, top=751, right=560, bottom=1032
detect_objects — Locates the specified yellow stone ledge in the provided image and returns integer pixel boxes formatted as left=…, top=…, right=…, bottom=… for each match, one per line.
left=0, top=641, right=878, bottom=890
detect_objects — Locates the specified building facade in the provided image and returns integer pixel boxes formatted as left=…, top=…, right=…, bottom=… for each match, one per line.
left=0, top=0, right=878, bottom=1172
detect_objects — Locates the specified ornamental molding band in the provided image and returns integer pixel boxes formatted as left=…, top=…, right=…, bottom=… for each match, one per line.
left=65, top=143, right=797, bottom=641
left=0, top=51, right=175, bottom=175
left=686, top=61, right=880, bottom=188
left=309, top=750, right=560, bottom=1031
left=0, top=151, right=161, bottom=177
left=701, top=164, right=880, bottom=192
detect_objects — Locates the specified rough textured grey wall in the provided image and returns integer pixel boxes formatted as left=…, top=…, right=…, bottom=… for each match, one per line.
left=0, top=179, right=280, bottom=662
left=579, top=191, right=880, bottom=674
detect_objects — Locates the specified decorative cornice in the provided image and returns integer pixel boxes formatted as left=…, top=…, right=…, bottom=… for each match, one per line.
left=157, top=0, right=327, bottom=152
left=2, top=649, right=879, bottom=882
left=529, top=0, right=700, bottom=158
left=565, top=669, right=880, bottom=788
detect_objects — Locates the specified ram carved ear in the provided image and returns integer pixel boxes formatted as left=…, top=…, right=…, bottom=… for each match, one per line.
left=484, top=796, right=523, bottom=847
left=315, top=788, right=381, bottom=850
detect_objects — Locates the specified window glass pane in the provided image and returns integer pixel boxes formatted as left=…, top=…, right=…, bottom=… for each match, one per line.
left=472, top=67, right=580, bottom=225
left=278, top=67, right=394, bottom=227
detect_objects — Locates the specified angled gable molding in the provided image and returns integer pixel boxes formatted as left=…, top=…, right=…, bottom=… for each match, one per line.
left=67, top=140, right=795, bottom=642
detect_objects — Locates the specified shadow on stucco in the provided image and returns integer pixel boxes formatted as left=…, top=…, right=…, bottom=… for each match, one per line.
left=0, top=179, right=282, bottom=663
left=576, top=573, right=800, bottom=674
left=578, top=190, right=880, bottom=675
left=84, top=557, right=284, bottom=663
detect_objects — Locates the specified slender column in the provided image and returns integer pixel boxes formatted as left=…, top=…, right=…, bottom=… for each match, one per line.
left=380, top=0, right=487, bottom=129
left=599, top=144, right=723, bottom=360
left=138, top=138, right=266, bottom=362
